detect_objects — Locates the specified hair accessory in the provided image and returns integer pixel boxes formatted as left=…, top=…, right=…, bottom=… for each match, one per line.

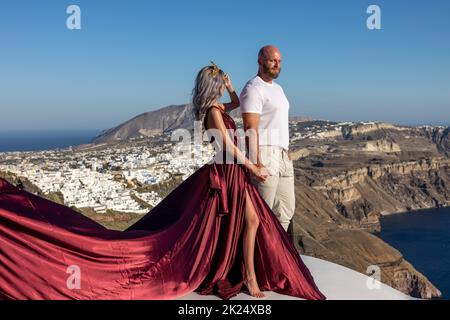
left=209, top=60, right=220, bottom=77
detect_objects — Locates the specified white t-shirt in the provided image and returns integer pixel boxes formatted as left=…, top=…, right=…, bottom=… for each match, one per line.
left=240, top=76, right=290, bottom=150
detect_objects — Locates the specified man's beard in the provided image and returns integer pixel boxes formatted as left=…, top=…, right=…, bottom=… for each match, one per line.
left=263, top=63, right=281, bottom=79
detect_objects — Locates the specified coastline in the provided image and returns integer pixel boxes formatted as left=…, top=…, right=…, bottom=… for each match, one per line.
left=380, top=204, right=450, bottom=217
left=379, top=206, right=450, bottom=299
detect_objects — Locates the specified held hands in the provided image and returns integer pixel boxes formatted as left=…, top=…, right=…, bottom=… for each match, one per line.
left=288, top=150, right=293, bottom=161
left=249, top=163, right=269, bottom=182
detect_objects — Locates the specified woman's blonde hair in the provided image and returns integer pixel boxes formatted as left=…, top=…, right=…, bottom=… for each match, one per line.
left=192, top=65, right=225, bottom=123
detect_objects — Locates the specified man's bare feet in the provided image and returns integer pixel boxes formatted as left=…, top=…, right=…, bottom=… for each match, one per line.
left=243, top=276, right=265, bottom=298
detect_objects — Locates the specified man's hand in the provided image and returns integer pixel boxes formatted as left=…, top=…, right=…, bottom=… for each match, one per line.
left=288, top=150, right=293, bottom=161
left=248, top=164, right=268, bottom=182
left=257, top=163, right=270, bottom=177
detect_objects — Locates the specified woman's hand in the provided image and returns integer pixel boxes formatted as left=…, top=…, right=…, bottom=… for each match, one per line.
left=248, top=163, right=269, bottom=182
left=221, top=72, right=240, bottom=112
left=223, top=73, right=233, bottom=91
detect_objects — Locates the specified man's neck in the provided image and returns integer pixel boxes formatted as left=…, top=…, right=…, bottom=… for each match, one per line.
left=257, top=72, right=273, bottom=84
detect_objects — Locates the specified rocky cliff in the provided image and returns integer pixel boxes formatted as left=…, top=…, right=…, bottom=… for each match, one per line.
left=289, top=120, right=450, bottom=299
left=289, top=156, right=449, bottom=299
left=309, top=158, right=450, bottom=229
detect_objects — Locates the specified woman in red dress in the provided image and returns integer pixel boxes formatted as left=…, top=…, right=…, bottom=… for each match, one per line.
left=0, top=63, right=326, bottom=300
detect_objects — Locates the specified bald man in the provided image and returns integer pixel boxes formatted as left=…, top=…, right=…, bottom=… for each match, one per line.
left=240, top=45, right=295, bottom=233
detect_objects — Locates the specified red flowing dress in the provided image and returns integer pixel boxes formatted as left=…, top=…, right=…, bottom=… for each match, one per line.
left=0, top=106, right=326, bottom=300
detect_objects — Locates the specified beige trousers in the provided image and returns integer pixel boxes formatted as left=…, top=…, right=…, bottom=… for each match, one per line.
left=250, top=145, right=295, bottom=231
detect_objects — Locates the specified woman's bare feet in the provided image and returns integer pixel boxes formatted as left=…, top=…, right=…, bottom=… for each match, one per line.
left=244, top=275, right=265, bottom=298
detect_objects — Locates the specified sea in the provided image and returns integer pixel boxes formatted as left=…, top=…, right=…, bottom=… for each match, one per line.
left=379, top=207, right=450, bottom=300
left=0, top=130, right=101, bottom=152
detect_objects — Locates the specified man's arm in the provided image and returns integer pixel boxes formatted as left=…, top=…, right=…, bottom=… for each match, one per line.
left=242, top=113, right=261, bottom=166
left=240, top=83, right=264, bottom=166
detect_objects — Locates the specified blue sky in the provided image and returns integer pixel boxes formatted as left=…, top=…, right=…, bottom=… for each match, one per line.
left=0, top=0, right=449, bottom=131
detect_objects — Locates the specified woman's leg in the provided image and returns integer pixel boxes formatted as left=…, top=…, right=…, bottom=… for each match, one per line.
left=242, top=188, right=265, bottom=298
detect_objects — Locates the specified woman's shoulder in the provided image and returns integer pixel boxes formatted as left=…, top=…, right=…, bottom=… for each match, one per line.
left=204, top=104, right=225, bottom=120
left=206, top=104, right=225, bottom=113
left=203, top=104, right=226, bottom=129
